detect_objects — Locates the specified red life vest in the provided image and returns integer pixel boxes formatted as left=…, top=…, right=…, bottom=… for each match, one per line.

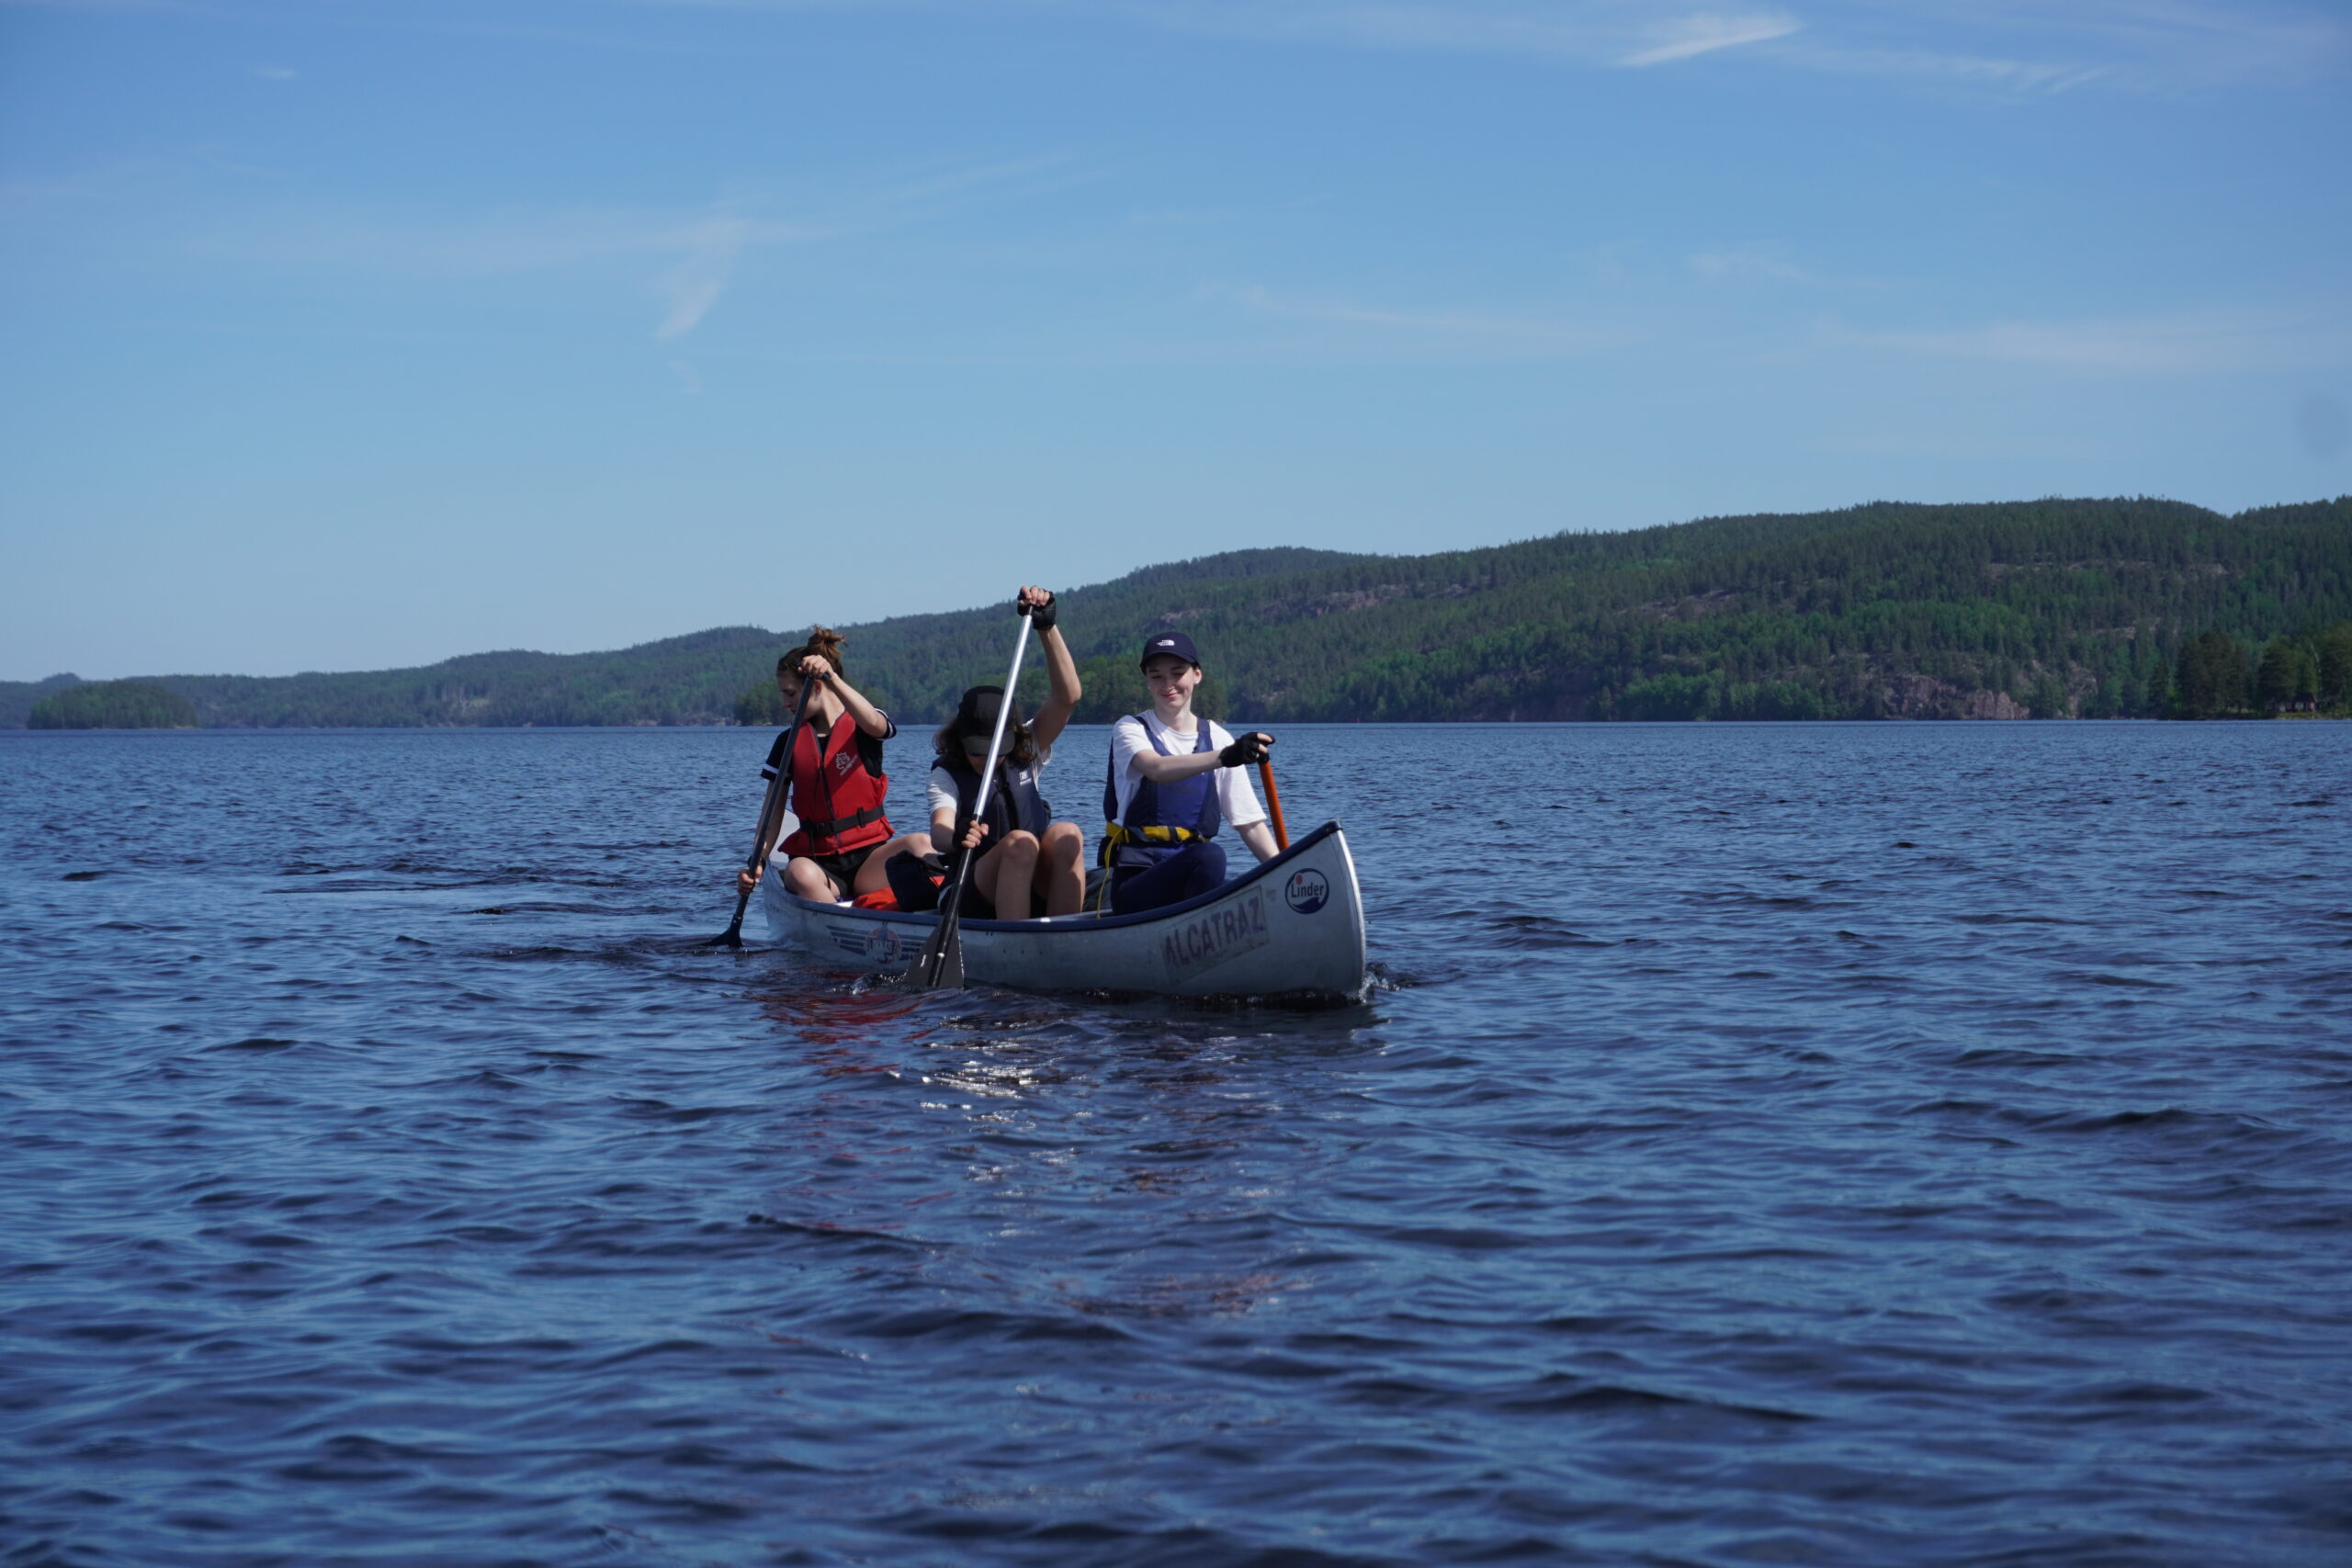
left=780, top=719, right=892, bottom=858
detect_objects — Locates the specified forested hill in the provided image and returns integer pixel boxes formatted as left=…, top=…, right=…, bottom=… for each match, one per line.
left=837, top=497, right=2351, bottom=724
left=2, top=626, right=780, bottom=730
left=9, top=497, right=2348, bottom=727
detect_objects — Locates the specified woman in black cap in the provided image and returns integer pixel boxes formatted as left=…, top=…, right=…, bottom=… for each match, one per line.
left=1101, top=630, right=1277, bottom=915
left=922, top=585, right=1087, bottom=919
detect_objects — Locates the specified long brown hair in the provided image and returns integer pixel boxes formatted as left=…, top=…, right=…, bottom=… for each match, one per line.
left=777, top=626, right=846, bottom=680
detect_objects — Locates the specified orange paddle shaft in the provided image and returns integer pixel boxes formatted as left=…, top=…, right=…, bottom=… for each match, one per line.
left=1257, top=759, right=1290, bottom=851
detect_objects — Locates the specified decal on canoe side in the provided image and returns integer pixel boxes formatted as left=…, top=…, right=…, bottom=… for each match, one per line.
left=1162, top=888, right=1270, bottom=980
left=1284, top=868, right=1330, bottom=915
left=827, top=920, right=910, bottom=964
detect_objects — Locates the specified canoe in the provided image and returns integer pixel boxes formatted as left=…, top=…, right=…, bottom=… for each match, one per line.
left=760, top=819, right=1367, bottom=1004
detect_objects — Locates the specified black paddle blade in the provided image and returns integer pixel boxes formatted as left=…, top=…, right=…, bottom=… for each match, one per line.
left=902, top=844, right=974, bottom=989
left=705, top=889, right=753, bottom=948
left=904, top=916, right=963, bottom=989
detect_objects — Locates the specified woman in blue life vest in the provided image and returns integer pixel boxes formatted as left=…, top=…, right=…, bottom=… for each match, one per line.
left=923, top=586, right=1087, bottom=919
left=1102, top=630, right=1278, bottom=916
left=735, top=626, right=931, bottom=904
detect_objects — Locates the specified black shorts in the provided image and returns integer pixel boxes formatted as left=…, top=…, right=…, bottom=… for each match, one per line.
left=798, top=844, right=880, bottom=897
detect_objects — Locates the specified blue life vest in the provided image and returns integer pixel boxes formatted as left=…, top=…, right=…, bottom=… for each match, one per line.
left=1102, top=716, right=1219, bottom=871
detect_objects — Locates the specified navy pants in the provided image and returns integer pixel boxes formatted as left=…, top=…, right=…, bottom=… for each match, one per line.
left=1110, top=841, right=1227, bottom=916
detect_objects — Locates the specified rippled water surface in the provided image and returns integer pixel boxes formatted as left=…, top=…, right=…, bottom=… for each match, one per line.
left=5, top=723, right=2349, bottom=1567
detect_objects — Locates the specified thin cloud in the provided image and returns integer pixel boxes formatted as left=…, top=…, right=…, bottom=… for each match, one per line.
left=794, top=1, right=2343, bottom=86
left=1127, top=194, right=1328, bottom=230
left=652, top=216, right=752, bottom=340
left=1841, top=310, right=2352, bottom=375
left=1085, top=1, right=1760, bottom=64
left=1773, top=40, right=2112, bottom=92
left=1688, top=244, right=1899, bottom=294
left=186, top=156, right=1066, bottom=343
left=187, top=203, right=820, bottom=344
left=1690, top=246, right=1818, bottom=285
left=82, top=0, right=2348, bottom=90
left=1223, top=283, right=1634, bottom=360
left=195, top=206, right=819, bottom=278
left=252, top=64, right=299, bottom=81
left=1620, top=11, right=1802, bottom=67
left=1776, top=0, right=2345, bottom=89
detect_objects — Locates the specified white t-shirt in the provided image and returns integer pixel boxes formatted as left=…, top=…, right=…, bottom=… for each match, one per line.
left=926, top=745, right=1052, bottom=833
left=1107, top=714, right=1267, bottom=832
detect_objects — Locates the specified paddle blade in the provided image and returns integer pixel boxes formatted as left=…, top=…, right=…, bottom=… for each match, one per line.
left=706, top=888, right=753, bottom=948
left=904, top=911, right=965, bottom=989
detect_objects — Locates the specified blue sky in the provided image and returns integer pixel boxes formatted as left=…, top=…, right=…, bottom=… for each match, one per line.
left=3, top=0, right=2347, bottom=680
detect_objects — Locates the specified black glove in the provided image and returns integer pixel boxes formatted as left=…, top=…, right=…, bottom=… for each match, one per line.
left=1021, top=591, right=1057, bottom=633
left=1218, top=732, right=1270, bottom=768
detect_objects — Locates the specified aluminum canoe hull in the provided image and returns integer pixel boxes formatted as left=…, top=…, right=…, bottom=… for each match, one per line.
left=759, top=820, right=1367, bottom=1003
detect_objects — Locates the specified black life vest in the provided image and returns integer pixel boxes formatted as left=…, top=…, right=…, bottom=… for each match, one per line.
left=933, top=751, right=1051, bottom=847
left=780, top=718, right=892, bottom=857
left=1101, top=715, right=1219, bottom=871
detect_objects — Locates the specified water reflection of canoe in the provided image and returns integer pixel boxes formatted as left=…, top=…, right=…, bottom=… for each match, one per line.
left=761, top=820, right=1367, bottom=1004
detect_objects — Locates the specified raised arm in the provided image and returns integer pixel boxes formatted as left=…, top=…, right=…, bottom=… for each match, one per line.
left=798, top=652, right=892, bottom=739
left=1019, top=586, right=1080, bottom=753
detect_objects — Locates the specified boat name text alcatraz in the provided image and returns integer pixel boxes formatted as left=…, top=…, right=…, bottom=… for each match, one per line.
left=1163, top=888, right=1271, bottom=977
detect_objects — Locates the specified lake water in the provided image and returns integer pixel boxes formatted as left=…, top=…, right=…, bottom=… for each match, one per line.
left=3, top=722, right=2348, bottom=1567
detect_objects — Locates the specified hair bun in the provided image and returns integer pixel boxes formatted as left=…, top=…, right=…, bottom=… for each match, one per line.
left=776, top=626, right=849, bottom=679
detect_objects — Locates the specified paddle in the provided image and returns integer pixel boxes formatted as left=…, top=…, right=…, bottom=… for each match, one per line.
left=1257, top=757, right=1290, bottom=851
left=708, top=676, right=815, bottom=948
left=906, top=604, right=1035, bottom=989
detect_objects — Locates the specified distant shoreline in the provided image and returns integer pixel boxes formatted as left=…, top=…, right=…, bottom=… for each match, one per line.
left=10, top=495, right=2349, bottom=728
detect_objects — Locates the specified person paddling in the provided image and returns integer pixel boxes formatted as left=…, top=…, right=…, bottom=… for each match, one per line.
left=1102, top=631, right=1278, bottom=915
left=923, top=586, right=1088, bottom=920
left=736, top=627, right=930, bottom=904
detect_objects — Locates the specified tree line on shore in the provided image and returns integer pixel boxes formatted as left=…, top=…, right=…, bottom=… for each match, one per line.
left=24, top=681, right=199, bottom=730
left=12, top=496, right=2350, bottom=728
left=2172, top=625, right=2352, bottom=717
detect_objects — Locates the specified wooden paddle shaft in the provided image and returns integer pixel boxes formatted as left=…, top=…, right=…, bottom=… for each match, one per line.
left=1257, top=758, right=1289, bottom=851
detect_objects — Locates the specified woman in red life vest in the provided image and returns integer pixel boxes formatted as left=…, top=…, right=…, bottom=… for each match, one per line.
left=735, top=627, right=930, bottom=904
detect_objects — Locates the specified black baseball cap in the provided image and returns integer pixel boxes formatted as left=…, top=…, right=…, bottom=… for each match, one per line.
left=1138, top=632, right=1201, bottom=668
left=954, top=685, right=1021, bottom=741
